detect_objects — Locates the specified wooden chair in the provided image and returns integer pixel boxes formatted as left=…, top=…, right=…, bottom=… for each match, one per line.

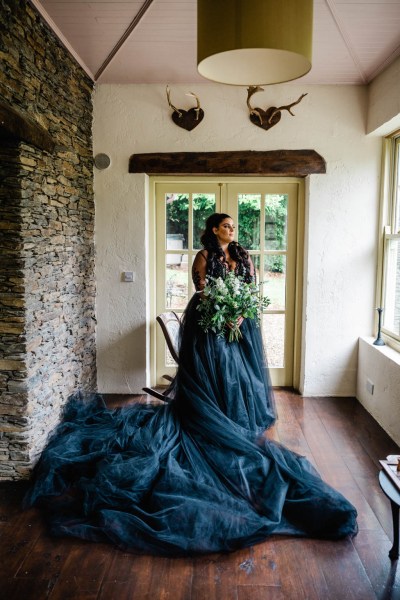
left=143, top=311, right=181, bottom=402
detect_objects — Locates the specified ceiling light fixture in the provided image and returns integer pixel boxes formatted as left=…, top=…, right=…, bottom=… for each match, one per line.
left=197, top=0, right=313, bottom=86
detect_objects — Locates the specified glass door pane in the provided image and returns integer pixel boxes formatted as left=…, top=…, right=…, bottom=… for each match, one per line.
left=265, top=194, right=288, bottom=250
left=193, top=193, right=216, bottom=249
left=166, top=193, right=189, bottom=249
left=166, top=193, right=189, bottom=310
left=165, top=256, right=188, bottom=310
left=238, top=194, right=261, bottom=250
left=264, top=255, right=286, bottom=311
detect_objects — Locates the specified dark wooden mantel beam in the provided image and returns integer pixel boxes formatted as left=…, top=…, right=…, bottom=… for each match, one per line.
left=0, top=101, right=55, bottom=153
left=129, top=150, right=326, bottom=177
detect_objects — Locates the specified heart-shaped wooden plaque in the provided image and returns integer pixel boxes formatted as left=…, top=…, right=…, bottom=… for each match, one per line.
left=249, top=107, right=282, bottom=131
left=171, top=108, right=205, bottom=131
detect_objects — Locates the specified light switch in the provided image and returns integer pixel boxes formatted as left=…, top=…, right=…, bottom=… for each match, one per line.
left=122, top=271, right=135, bottom=282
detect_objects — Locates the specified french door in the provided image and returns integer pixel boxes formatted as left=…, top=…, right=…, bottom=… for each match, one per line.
left=151, top=178, right=304, bottom=388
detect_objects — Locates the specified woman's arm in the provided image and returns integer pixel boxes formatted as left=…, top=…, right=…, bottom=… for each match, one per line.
left=192, top=250, right=208, bottom=293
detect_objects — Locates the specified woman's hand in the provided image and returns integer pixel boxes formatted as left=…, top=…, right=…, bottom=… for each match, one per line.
left=228, top=316, right=244, bottom=329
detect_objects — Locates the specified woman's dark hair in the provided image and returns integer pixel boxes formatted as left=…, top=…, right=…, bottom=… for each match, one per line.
left=200, top=213, right=249, bottom=264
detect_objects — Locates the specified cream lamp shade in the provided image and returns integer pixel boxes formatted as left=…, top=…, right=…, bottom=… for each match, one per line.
left=197, top=0, right=313, bottom=86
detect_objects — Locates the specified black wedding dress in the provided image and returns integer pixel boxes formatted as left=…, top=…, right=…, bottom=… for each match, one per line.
left=25, top=249, right=358, bottom=556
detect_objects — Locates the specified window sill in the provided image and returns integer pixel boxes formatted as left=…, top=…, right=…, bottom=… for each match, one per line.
left=360, top=336, right=400, bottom=367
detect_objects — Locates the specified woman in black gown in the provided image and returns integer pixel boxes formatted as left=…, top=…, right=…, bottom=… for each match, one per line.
left=25, top=213, right=357, bottom=555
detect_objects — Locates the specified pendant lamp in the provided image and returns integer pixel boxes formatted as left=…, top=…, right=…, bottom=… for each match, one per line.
left=197, top=0, right=313, bottom=86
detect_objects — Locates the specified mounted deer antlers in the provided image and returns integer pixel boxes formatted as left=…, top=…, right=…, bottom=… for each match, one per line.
left=246, top=87, right=308, bottom=131
left=246, top=86, right=265, bottom=124
left=166, top=85, right=204, bottom=131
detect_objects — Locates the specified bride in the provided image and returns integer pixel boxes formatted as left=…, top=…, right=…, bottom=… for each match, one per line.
left=25, top=213, right=357, bottom=555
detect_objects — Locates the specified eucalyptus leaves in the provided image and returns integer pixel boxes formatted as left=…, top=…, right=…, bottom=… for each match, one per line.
left=197, top=272, right=270, bottom=342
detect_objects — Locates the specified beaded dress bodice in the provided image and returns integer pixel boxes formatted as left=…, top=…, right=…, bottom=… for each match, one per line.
left=192, top=249, right=254, bottom=292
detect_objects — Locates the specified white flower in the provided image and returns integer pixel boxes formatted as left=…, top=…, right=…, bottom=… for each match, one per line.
left=197, top=273, right=270, bottom=342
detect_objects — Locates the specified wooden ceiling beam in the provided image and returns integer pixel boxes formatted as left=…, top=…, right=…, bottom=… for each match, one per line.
left=129, top=150, right=326, bottom=177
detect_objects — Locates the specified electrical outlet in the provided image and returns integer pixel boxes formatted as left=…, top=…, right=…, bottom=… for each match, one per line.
left=366, top=379, right=374, bottom=395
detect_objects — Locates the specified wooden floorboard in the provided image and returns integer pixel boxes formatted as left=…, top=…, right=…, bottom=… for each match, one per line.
left=1, top=390, right=400, bottom=599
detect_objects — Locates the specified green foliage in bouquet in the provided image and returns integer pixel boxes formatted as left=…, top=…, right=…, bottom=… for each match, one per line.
left=197, top=272, right=270, bottom=342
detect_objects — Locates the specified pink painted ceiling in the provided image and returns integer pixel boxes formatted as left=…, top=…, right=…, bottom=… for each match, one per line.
left=32, top=0, right=400, bottom=84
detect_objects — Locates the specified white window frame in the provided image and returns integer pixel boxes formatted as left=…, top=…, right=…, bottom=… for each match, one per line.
left=378, top=133, right=400, bottom=351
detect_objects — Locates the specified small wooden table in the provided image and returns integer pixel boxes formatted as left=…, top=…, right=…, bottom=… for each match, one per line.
left=379, top=470, right=400, bottom=560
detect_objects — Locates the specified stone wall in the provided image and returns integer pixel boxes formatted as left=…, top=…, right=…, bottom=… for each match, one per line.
left=0, top=0, right=96, bottom=479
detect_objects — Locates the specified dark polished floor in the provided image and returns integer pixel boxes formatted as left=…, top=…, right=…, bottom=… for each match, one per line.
left=1, top=390, right=400, bottom=600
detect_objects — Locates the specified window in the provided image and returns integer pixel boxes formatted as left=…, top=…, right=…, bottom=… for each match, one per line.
left=381, top=133, right=400, bottom=346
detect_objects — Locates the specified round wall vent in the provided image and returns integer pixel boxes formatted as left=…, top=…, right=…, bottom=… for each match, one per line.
left=94, top=153, right=111, bottom=170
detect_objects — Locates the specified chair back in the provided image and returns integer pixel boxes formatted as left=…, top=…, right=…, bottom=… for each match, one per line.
left=156, top=312, right=181, bottom=364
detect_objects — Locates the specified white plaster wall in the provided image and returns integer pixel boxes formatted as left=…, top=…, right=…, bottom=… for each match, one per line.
left=357, top=338, right=400, bottom=446
left=94, top=167, right=149, bottom=393
left=367, top=56, right=400, bottom=135
left=93, top=83, right=381, bottom=395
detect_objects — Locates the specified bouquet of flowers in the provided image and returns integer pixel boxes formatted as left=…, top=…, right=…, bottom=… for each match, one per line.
left=196, top=271, right=270, bottom=342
